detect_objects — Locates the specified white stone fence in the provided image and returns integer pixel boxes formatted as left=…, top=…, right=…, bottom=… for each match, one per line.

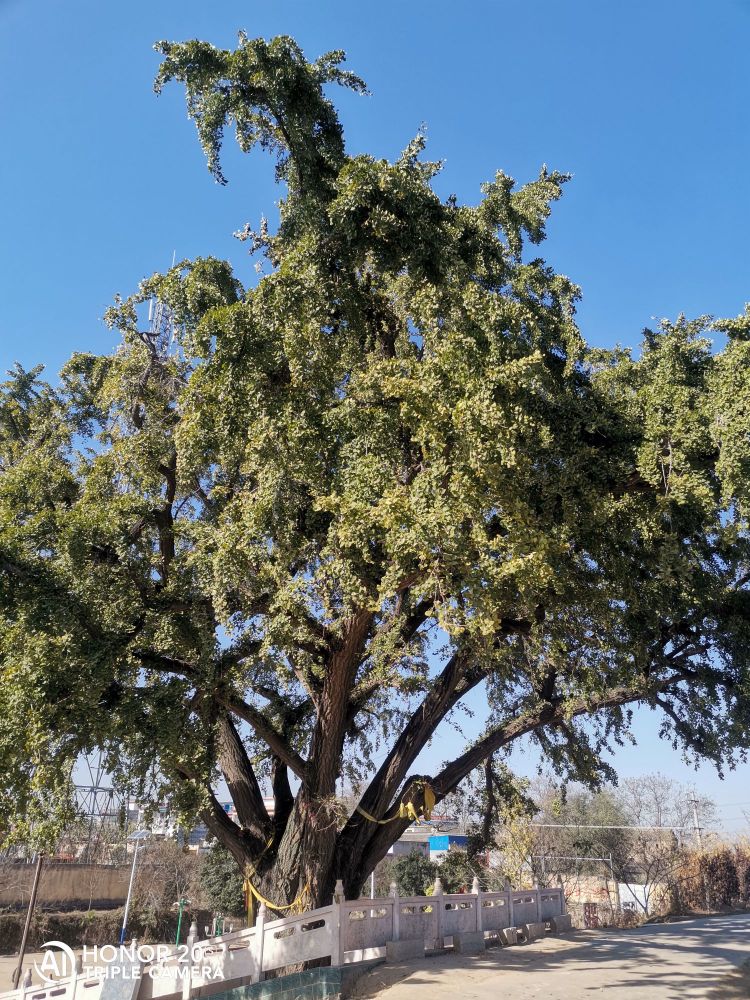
left=3, top=879, right=565, bottom=1000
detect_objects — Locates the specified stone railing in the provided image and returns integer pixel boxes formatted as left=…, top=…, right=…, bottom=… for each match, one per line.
left=2, top=878, right=566, bottom=1000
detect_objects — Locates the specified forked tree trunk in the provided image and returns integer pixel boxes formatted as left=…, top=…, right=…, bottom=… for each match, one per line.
left=214, top=792, right=351, bottom=915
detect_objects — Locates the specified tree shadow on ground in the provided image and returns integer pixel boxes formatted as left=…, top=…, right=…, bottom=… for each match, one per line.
left=706, top=959, right=750, bottom=999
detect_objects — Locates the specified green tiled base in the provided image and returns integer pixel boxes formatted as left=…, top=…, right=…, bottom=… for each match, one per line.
left=213, top=966, right=342, bottom=1000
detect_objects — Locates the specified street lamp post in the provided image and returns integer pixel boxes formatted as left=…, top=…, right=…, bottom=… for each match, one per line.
left=119, top=830, right=150, bottom=946
left=174, top=897, right=190, bottom=946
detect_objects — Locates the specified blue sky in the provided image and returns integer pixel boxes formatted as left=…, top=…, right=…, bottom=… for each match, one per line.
left=2, top=0, right=749, bottom=831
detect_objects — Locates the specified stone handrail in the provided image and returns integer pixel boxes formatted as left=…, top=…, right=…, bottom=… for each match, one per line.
left=1, top=880, right=565, bottom=1000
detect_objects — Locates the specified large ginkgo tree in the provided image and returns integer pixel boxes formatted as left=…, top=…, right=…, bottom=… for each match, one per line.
left=1, top=33, right=749, bottom=908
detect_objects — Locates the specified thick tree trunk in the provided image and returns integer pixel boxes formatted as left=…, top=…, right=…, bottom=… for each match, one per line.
left=209, top=790, right=346, bottom=914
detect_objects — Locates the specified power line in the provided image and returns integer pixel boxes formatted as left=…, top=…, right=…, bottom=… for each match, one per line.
left=532, top=854, right=614, bottom=862
left=532, top=823, right=689, bottom=831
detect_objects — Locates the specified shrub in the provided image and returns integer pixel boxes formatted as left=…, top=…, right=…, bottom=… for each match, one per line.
left=391, top=850, right=437, bottom=896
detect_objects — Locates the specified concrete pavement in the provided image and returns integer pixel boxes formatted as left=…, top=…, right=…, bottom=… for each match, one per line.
left=351, top=913, right=750, bottom=1000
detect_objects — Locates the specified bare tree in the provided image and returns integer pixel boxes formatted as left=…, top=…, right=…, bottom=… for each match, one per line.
left=132, top=840, right=201, bottom=915
left=612, top=774, right=716, bottom=914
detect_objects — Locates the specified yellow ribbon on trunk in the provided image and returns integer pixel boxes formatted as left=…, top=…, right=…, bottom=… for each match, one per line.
left=355, top=781, right=436, bottom=825
left=243, top=877, right=310, bottom=915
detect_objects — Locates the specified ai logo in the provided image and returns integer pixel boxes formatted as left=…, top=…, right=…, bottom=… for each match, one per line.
left=33, top=941, right=77, bottom=984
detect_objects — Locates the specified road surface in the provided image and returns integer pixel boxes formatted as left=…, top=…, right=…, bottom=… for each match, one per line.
left=352, top=913, right=750, bottom=1000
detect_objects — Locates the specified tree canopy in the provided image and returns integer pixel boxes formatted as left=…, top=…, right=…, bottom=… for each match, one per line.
left=1, top=31, right=750, bottom=908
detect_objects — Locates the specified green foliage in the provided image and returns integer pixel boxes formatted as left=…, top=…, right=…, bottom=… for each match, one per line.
left=436, top=849, right=480, bottom=894
left=200, top=842, right=246, bottom=916
left=540, top=787, right=630, bottom=873
left=391, top=849, right=437, bottom=896
left=154, top=32, right=366, bottom=207
left=372, top=857, right=396, bottom=897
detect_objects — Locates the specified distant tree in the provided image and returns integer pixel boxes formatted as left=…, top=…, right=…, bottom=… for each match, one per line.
left=606, top=775, right=711, bottom=913
left=540, top=786, right=630, bottom=873
left=2, top=30, right=750, bottom=910
left=491, top=774, right=718, bottom=915
left=392, top=850, right=437, bottom=896
left=200, top=842, right=246, bottom=916
left=437, top=848, right=481, bottom=893
left=133, top=839, right=200, bottom=915
left=616, top=773, right=715, bottom=838
left=372, top=856, right=396, bottom=897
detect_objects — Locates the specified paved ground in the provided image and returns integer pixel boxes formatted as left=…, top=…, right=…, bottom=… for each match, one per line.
left=0, top=952, right=54, bottom=991
left=351, top=914, right=750, bottom=1000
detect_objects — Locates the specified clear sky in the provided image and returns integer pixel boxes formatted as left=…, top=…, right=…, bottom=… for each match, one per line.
left=2, top=0, right=749, bottom=832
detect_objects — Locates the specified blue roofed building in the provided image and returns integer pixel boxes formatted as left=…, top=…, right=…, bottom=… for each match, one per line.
left=429, top=834, right=468, bottom=861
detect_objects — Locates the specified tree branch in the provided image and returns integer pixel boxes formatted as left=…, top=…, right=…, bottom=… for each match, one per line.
left=173, top=764, right=266, bottom=869
left=336, top=646, right=483, bottom=863
left=307, top=610, right=373, bottom=795
left=220, top=693, right=308, bottom=780
left=348, top=670, right=697, bottom=886
left=217, top=714, right=272, bottom=840
left=132, top=648, right=196, bottom=677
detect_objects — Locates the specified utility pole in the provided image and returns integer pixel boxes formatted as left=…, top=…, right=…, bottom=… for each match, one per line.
left=609, top=852, right=621, bottom=914
left=689, top=797, right=703, bottom=849
left=12, top=853, right=44, bottom=988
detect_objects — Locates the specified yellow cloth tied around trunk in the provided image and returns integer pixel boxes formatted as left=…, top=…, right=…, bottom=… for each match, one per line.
left=243, top=877, right=310, bottom=914
left=355, top=780, right=436, bottom=825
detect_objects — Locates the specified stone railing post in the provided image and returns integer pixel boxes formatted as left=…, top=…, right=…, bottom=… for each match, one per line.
left=219, top=942, right=229, bottom=982
left=186, top=920, right=198, bottom=957
left=180, top=918, right=197, bottom=996
left=433, top=877, right=444, bottom=950
left=390, top=881, right=400, bottom=941
left=472, top=876, right=483, bottom=933
left=252, top=902, right=266, bottom=983
left=180, top=949, right=192, bottom=1000
left=533, top=881, right=542, bottom=923
left=331, top=880, right=345, bottom=967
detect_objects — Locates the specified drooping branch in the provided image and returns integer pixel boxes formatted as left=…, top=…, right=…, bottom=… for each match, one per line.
left=653, top=693, right=721, bottom=764
left=172, top=764, right=266, bottom=869
left=201, top=789, right=266, bottom=869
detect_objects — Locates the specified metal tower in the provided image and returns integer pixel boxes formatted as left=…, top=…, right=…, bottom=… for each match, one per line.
left=75, top=753, right=125, bottom=863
